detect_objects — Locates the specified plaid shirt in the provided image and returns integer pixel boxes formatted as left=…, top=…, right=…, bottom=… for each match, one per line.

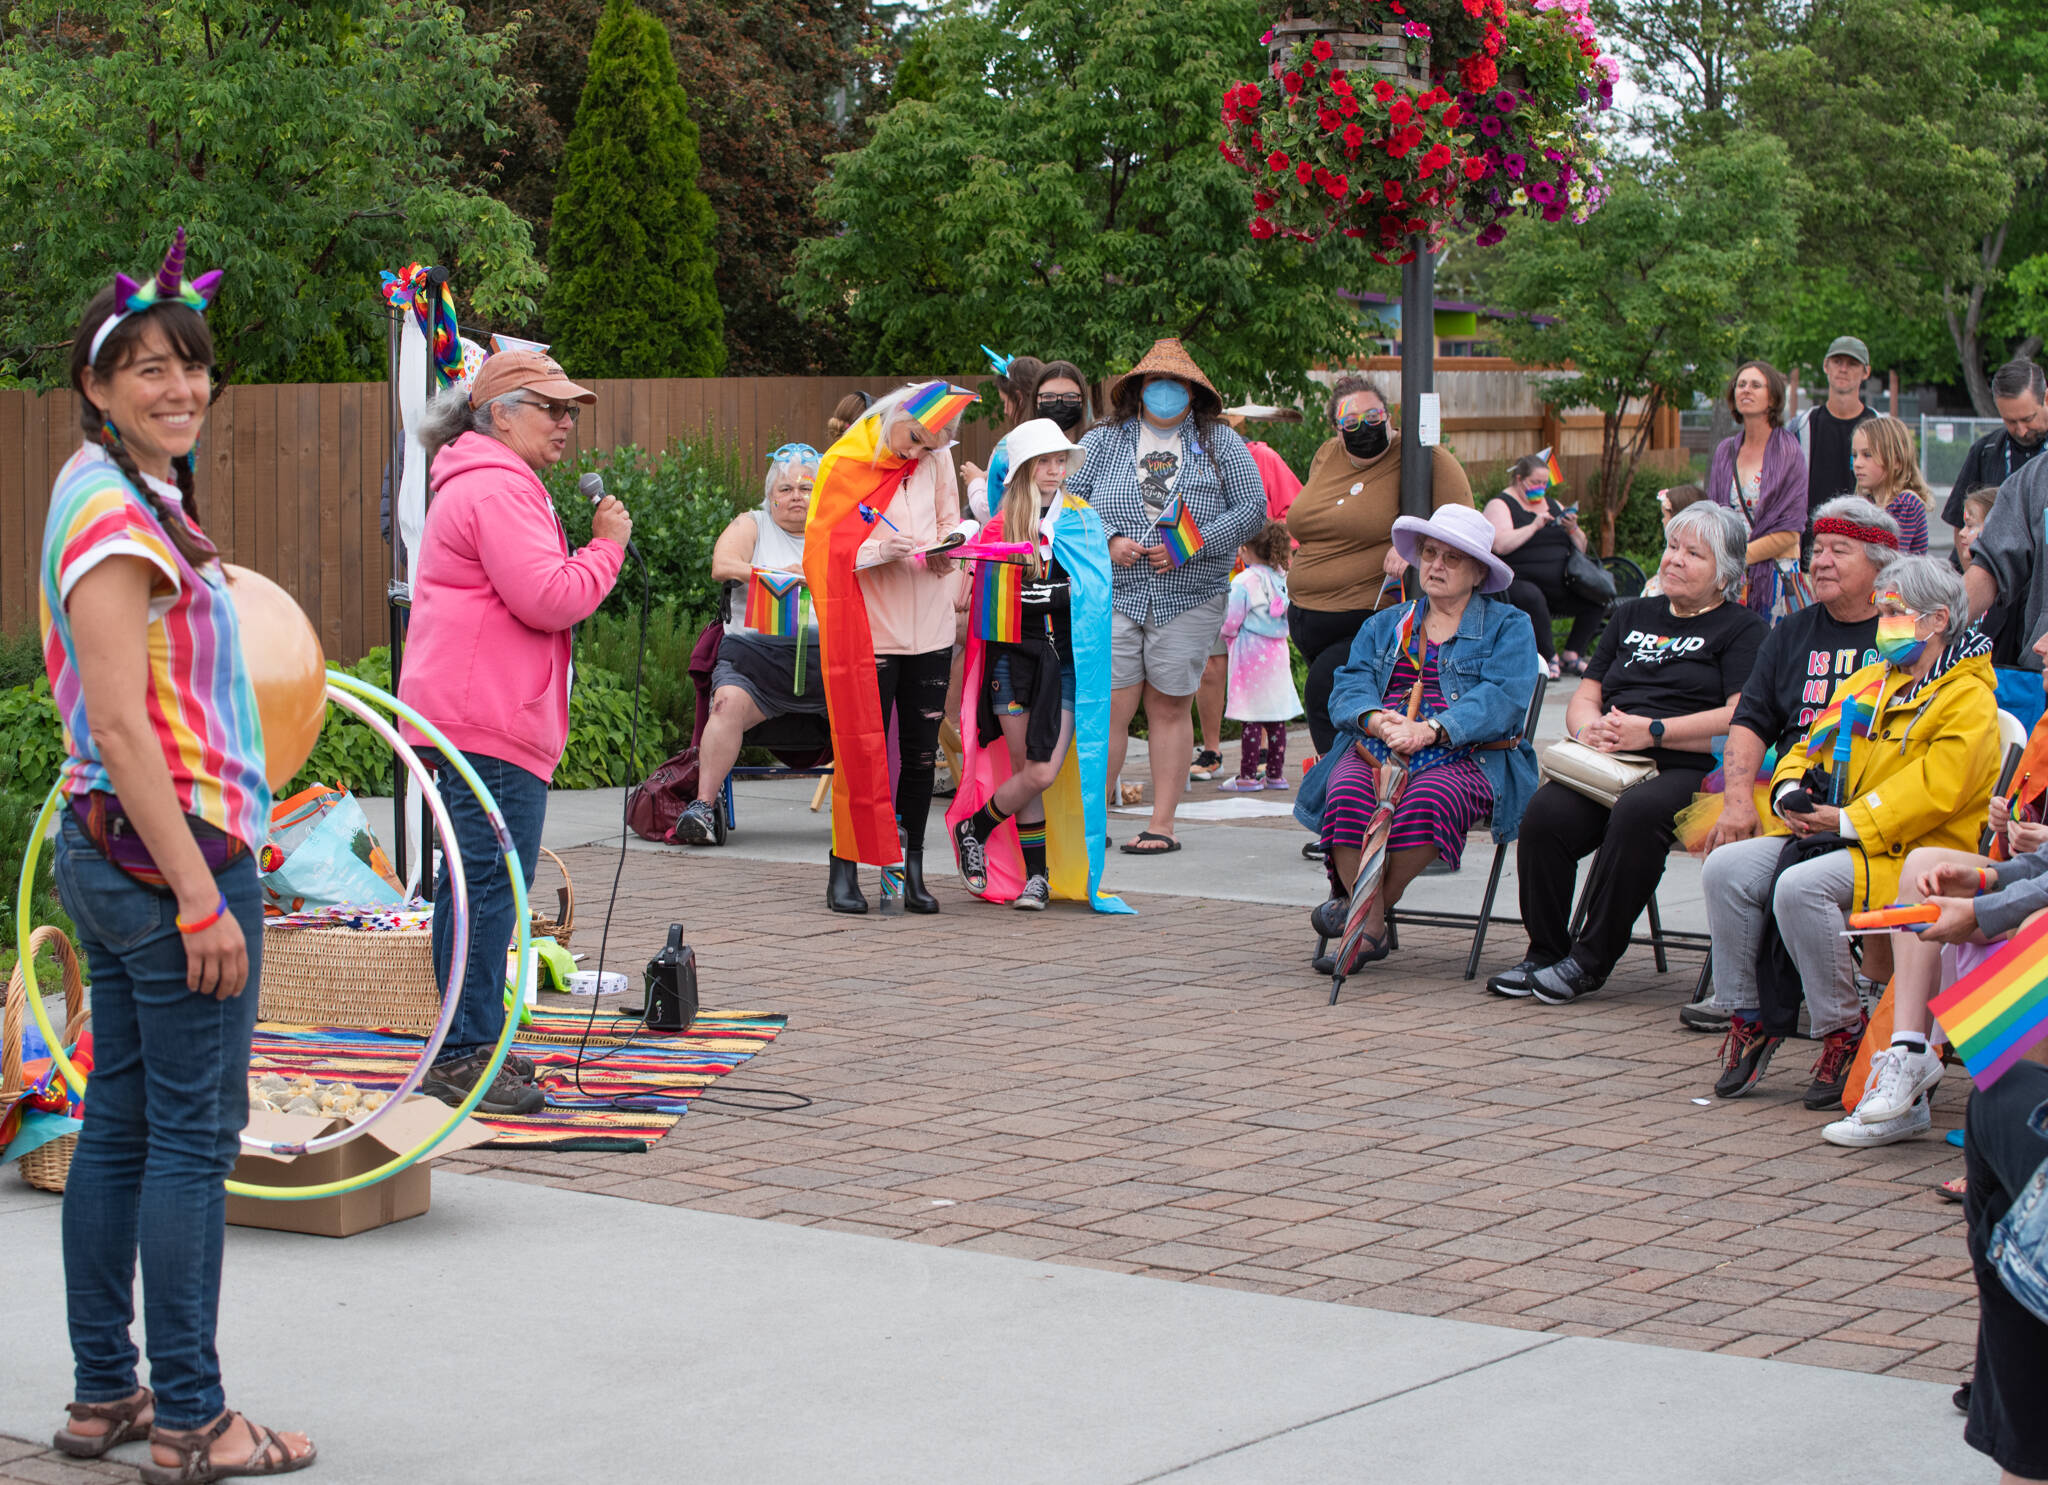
left=1067, top=418, right=1266, bottom=625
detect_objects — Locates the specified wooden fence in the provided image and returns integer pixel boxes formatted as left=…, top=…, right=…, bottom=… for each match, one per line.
left=1, top=365, right=1683, bottom=665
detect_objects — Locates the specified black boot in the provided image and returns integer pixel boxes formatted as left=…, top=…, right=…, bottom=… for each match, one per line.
left=901, top=849, right=941, bottom=914
left=827, top=854, right=867, bottom=914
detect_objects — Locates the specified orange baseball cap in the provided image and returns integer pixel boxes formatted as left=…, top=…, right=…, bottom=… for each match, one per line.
left=466, top=348, right=597, bottom=408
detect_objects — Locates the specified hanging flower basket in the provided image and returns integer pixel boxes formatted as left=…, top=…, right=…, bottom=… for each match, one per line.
left=1266, top=17, right=1426, bottom=92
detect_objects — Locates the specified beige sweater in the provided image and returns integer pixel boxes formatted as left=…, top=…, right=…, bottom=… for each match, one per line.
left=854, top=445, right=967, bottom=656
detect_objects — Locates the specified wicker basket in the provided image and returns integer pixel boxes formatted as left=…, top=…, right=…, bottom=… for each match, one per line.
left=4, top=926, right=89, bottom=1192
left=258, top=924, right=441, bottom=1035
left=530, top=847, right=575, bottom=950
left=1267, top=18, right=1428, bottom=91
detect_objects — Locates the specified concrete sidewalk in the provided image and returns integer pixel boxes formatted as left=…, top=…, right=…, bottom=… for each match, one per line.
left=0, top=1174, right=1990, bottom=1484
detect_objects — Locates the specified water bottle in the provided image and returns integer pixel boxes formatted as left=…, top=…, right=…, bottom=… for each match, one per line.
left=879, top=865, right=903, bottom=917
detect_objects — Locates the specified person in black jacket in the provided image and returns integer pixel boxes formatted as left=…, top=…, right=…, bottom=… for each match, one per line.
left=1482, top=453, right=1604, bottom=678
left=1942, top=359, right=2048, bottom=530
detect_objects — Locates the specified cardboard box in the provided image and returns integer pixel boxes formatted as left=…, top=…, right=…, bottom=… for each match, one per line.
left=226, top=1096, right=494, bottom=1238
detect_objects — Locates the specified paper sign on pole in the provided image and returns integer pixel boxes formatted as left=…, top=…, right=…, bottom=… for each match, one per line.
left=1417, top=392, right=1442, bottom=447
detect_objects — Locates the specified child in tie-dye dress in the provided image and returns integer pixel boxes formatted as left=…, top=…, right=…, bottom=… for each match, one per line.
left=1219, top=520, right=1303, bottom=790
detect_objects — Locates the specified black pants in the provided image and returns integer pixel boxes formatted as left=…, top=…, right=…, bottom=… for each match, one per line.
left=1965, top=1061, right=2048, bottom=1479
left=1515, top=759, right=1709, bottom=976
left=1502, top=577, right=1605, bottom=662
left=875, top=647, right=952, bottom=852
left=1288, top=603, right=1377, bottom=755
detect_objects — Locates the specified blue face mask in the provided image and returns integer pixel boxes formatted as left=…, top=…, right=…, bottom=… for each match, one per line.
left=1142, top=379, right=1190, bottom=423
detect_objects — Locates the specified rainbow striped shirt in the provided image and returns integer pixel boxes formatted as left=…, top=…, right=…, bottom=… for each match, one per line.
left=39, top=445, right=270, bottom=850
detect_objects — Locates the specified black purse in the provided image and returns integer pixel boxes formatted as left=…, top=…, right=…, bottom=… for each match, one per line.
left=1564, top=548, right=1617, bottom=604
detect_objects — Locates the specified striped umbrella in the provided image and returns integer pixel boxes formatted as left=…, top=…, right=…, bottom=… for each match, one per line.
left=1330, top=612, right=1428, bottom=1005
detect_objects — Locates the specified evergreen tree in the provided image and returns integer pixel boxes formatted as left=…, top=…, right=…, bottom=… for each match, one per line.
left=543, top=0, right=725, bottom=378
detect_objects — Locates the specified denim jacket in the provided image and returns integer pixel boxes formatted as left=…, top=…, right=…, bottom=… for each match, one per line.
left=1294, top=594, right=1542, bottom=843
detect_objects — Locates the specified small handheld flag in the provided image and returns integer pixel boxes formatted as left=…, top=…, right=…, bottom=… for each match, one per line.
left=1155, top=495, right=1205, bottom=567
left=1536, top=445, right=1565, bottom=489
left=1930, top=912, right=2048, bottom=1088
left=746, top=569, right=811, bottom=693
left=974, top=561, right=1024, bottom=644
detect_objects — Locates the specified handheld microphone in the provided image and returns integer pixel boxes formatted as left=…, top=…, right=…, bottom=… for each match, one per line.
left=579, top=471, right=640, bottom=564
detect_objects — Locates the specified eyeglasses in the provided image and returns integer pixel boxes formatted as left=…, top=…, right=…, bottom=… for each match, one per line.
left=1037, top=394, right=1084, bottom=407
left=1334, top=405, right=1389, bottom=431
left=518, top=395, right=581, bottom=425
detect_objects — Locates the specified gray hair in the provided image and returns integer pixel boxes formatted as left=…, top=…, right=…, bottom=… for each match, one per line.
left=1811, top=495, right=1902, bottom=576
left=1665, top=501, right=1749, bottom=600
left=763, top=457, right=817, bottom=502
left=1882, top=554, right=1971, bottom=646
left=416, top=386, right=523, bottom=463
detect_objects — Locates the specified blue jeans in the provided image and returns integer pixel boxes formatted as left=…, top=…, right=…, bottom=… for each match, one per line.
left=425, top=751, right=548, bottom=1064
left=54, top=811, right=263, bottom=1430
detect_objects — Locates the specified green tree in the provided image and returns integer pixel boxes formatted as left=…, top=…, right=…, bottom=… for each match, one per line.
left=542, top=0, right=725, bottom=378
left=1590, top=0, right=1795, bottom=139
left=788, top=0, right=1385, bottom=406
left=1485, top=132, right=1800, bottom=554
left=1744, top=0, right=2045, bottom=414
left=0, top=1, right=544, bottom=387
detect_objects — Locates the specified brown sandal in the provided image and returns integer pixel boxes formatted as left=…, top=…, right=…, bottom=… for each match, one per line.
left=53, top=1388, right=154, bottom=1458
left=140, top=1410, right=316, bottom=1484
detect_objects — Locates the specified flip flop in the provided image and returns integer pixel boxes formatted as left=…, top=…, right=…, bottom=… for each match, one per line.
left=1119, top=831, right=1181, bottom=855
left=1936, top=1174, right=1966, bottom=1204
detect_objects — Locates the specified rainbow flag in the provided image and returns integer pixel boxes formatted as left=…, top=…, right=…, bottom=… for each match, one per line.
left=1155, top=495, right=1204, bottom=567
left=745, top=569, right=803, bottom=636
left=975, top=561, right=1024, bottom=643
left=1930, top=912, right=2048, bottom=1088
left=1537, top=445, right=1565, bottom=488
left=905, top=380, right=978, bottom=433
left=1804, top=674, right=1883, bottom=760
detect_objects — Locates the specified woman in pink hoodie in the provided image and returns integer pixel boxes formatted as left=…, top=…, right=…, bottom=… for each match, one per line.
left=399, top=350, right=631, bottom=1114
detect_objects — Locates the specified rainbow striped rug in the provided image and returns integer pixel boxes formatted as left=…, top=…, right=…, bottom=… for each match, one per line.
left=248, top=1008, right=787, bottom=1149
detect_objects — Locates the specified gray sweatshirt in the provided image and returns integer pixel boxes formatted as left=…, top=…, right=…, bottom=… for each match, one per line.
left=1977, top=847, right=2048, bottom=939
left=1968, top=454, right=2048, bottom=671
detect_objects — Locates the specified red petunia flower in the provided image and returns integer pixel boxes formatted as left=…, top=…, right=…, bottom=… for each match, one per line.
left=1284, top=71, right=1304, bottom=94
left=1320, top=108, right=1342, bottom=132
left=1443, top=104, right=1463, bottom=127
left=1268, top=149, right=1290, bottom=172
left=1339, top=96, right=1359, bottom=117
left=1390, top=98, right=1414, bottom=127
left=1462, top=156, right=1489, bottom=180
left=1374, top=80, right=1396, bottom=102
left=1250, top=217, right=1276, bottom=239
left=1383, top=180, right=1404, bottom=204
left=1311, top=38, right=1334, bottom=61
left=1253, top=189, right=1276, bottom=209
left=1296, top=159, right=1315, bottom=184
left=1343, top=123, right=1366, bottom=150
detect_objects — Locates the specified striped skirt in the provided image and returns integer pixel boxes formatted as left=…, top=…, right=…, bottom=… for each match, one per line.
left=1318, top=744, right=1493, bottom=871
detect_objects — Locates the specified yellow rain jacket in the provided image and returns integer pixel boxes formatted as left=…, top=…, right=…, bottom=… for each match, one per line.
left=1770, top=648, right=1999, bottom=911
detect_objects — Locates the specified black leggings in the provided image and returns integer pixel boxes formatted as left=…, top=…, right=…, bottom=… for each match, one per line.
left=1288, top=603, right=1376, bottom=755
left=1514, top=760, right=1709, bottom=976
left=876, top=647, right=952, bottom=852
left=1503, top=577, right=1606, bottom=661
left=1964, top=1061, right=2048, bottom=1479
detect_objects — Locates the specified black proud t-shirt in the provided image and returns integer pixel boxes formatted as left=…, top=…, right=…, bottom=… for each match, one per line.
left=1728, top=604, right=1880, bottom=757
left=1586, top=596, right=1766, bottom=725
left=1805, top=405, right=1873, bottom=515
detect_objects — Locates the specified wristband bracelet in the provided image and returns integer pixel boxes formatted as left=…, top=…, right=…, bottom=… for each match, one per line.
left=176, top=892, right=228, bottom=936
left=1978, top=866, right=1996, bottom=895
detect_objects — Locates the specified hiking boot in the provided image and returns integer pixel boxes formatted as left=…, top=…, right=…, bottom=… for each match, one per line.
left=672, top=799, right=720, bottom=846
left=1014, top=875, right=1050, bottom=911
left=421, top=1050, right=544, bottom=1116
left=1803, top=1020, right=1869, bottom=1110
left=1714, top=1016, right=1783, bottom=1099
left=1678, top=999, right=1731, bottom=1033
left=951, top=816, right=990, bottom=895
left=1485, top=957, right=1550, bottom=999
left=1854, top=1042, right=1945, bottom=1125
left=1530, top=953, right=1604, bottom=1005
left=1822, top=1093, right=1931, bottom=1149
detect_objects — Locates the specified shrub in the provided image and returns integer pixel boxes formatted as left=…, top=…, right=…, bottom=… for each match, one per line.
left=289, top=649, right=397, bottom=796
left=0, top=627, right=44, bottom=690
left=0, top=679, right=65, bottom=799
left=578, top=601, right=702, bottom=760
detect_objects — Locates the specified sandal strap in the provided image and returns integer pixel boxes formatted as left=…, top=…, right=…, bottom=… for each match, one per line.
left=151, top=1409, right=237, bottom=1480
left=238, top=1421, right=293, bottom=1473
left=68, top=1389, right=151, bottom=1423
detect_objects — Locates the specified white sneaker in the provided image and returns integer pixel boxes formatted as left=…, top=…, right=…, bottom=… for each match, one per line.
left=1823, top=1093, right=1931, bottom=1148
left=1856, top=1044, right=1944, bottom=1124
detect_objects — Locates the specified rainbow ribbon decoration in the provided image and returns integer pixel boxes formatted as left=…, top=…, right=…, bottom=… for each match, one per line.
left=745, top=569, right=810, bottom=694
left=1155, top=494, right=1205, bottom=568
left=1930, top=912, right=2048, bottom=1088
left=975, top=561, right=1024, bottom=644
left=379, top=262, right=464, bottom=389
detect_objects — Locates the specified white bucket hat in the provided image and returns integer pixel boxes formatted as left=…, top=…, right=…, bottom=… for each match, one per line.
left=1004, top=416, right=1085, bottom=470
left=1391, top=504, right=1515, bottom=594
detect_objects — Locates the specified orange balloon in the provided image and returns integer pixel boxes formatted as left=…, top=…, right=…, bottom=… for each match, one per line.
left=223, top=565, right=326, bottom=790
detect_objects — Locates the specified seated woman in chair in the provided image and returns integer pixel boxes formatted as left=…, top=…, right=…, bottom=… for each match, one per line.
left=1489, top=502, right=1765, bottom=1006
left=1295, top=505, right=1540, bottom=971
left=673, top=446, right=823, bottom=845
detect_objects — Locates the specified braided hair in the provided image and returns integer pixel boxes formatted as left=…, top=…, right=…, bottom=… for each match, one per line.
left=68, top=284, right=218, bottom=571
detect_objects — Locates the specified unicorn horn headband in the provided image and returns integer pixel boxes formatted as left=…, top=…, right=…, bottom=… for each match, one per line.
left=88, top=228, right=224, bottom=364
left=981, top=345, right=1012, bottom=376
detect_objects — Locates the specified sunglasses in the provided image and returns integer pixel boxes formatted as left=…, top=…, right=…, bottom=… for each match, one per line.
left=518, top=395, right=582, bottom=425
left=1334, top=405, right=1389, bottom=431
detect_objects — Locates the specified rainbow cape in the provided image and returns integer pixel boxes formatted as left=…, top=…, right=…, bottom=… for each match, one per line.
left=1930, top=912, right=2048, bottom=1088
left=1155, top=494, right=1204, bottom=567
left=945, top=495, right=1133, bottom=915
left=804, top=415, right=922, bottom=866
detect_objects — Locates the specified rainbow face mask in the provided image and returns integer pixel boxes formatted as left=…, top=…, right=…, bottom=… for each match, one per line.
left=1874, top=612, right=1929, bottom=667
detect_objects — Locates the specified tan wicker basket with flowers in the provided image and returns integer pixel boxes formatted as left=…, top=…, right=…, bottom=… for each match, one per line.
left=4, top=925, right=89, bottom=1192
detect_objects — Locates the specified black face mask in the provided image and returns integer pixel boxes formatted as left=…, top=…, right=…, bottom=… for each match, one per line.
left=1341, top=422, right=1389, bottom=459
left=1037, top=399, right=1084, bottom=432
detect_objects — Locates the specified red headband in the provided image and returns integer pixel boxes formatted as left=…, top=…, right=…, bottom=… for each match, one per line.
left=1813, top=516, right=1899, bottom=550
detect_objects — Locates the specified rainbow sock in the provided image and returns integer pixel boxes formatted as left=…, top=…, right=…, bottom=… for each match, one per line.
left=1018, top=820, right=1047, bottom=880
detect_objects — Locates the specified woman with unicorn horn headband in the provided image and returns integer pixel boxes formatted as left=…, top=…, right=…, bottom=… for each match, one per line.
left=806, top=380, right=975, bottom=914
left=41, top=229, right=318, bottom=1479
left=948, top=419, right=1133, bottom=914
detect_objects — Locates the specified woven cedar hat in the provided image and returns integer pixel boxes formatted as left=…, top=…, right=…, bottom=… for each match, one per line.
left=1107, top=338, right=1223, bottom=419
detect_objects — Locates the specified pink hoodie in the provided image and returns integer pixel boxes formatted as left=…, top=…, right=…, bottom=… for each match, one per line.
left=398, top=432, right=624, bottom=781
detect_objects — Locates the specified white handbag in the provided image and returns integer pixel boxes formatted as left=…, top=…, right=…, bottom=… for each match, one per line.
left=1538, top=739, right=1657, bottom=809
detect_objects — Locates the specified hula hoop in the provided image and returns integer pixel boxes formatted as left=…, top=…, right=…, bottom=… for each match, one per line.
left=14, top=670, right=530, bottom=1200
